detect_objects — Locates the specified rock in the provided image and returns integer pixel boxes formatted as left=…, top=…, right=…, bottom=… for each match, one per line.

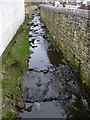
left=63, top=94, right=71, bottom=101
left=28, top=32, right=33, bottom=37
left=47, top=79, right=51, bottom=85
left=32, top=45, right=38, bottom=48
left=25, top=105, right=32, bottom=112
left=82, top=99, right=88, bottom=107
left=28, top=68, right=34, bottom=71
left=37, top=40, right=40, bottom=42
left=43, top=89, right=48, bottom=95
left=16, top=82, right=23, bottom=90
left=23, top=87, right=30, bottom=100
left=15, top=99, right=25, bottom=112
left=6, top=93, right=13, bottom=100
left=56, top=71, right=59, bottom=75
left=32, top=39, right=35, bottom=44
left=41, top=69, right=49, bottom=74
left=36, top=79, right=41, bottom=87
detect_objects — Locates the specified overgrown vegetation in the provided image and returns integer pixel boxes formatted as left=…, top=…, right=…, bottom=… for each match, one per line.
left=2, top=5, right=37, bottom=119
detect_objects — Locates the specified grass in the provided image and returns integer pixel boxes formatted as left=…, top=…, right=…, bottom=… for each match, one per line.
left=62, top=58, right=67, bottom=65
left=2, top=5, right=37, bottom=119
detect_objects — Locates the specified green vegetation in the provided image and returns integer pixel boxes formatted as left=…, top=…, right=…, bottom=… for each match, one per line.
left=62, top=58, right=67, bottom=65
left=60, top=2, right=66, bottom=7
left=2, top=6, right=37, bottom=119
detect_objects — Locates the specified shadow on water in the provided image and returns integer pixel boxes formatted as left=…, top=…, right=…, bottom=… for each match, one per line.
left=47, top=44, right=63, bottom=66
left=19, top=9, right=90, bottom=119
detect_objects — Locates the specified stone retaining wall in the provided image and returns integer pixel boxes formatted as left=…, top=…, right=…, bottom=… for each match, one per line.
left=41, top=5, right=90, bottom=85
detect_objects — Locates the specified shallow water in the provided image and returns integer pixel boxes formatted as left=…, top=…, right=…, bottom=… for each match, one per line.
left=19, top=10, right=90, bottom=119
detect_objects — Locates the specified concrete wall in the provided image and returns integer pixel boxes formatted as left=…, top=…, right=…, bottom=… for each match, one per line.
left=0, top=0, right=25, bottom=56
left=41, top=5, right=90, bottom=85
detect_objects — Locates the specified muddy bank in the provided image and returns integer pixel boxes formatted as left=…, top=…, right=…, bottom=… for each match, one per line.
left=19, top=10, right=90, bottom=119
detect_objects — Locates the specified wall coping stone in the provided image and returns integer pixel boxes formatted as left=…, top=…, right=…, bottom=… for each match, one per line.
left=41, top=5, right=90, bottom=19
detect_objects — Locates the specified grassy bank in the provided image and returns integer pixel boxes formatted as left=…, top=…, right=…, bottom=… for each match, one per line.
left=2, top=6, right=37, bottom=119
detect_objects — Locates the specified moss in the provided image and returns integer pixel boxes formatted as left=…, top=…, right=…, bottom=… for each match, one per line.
left=2, top=6, right=37, bottom=119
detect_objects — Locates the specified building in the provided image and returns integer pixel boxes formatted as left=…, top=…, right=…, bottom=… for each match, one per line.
left=65, top=0, right=89, bottom=4
left=0, top=0, right=25, bottom=57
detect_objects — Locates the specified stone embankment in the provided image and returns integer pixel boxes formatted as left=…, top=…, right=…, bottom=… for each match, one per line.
left=41, top=5, right=90, bottom=86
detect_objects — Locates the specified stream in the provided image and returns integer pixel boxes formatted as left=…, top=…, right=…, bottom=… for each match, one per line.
left=19, top=10, right=90, bottom=119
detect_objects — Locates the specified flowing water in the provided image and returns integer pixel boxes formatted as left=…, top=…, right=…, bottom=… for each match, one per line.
left=19, top=10, right=90, bottom=119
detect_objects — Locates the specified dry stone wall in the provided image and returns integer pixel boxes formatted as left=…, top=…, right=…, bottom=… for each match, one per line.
left=41, top=5, right=90, bottom=85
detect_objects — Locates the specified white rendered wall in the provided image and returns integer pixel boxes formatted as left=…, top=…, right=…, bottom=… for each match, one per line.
left=0, top=0, right=25, bottom=56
